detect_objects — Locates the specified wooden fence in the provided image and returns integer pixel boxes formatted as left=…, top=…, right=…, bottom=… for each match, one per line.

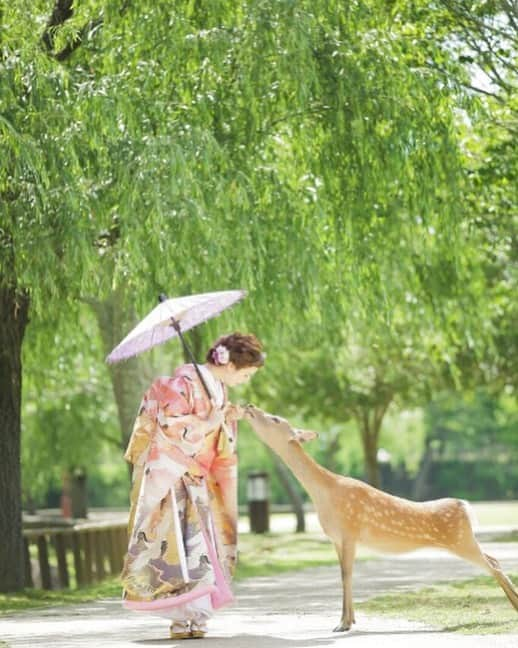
left=23, top=521, right=128, bottom=590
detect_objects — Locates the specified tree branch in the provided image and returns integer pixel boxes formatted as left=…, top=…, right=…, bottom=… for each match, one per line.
left=502, top=1, right=518, bottom=33
left=373, top=396, right=392, bottom=434
left=440, top=1, right=518, bottom=42
left=426, top=62, right=507, bottom=103
left=41, top=0, right=74, bottom=53
left=258, top=106, right=330, bottom=135
left=54, top=17, right=104, bottom=62
left=42, top=1, right=132, bottom=62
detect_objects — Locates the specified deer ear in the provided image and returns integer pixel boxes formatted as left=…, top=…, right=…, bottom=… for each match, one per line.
left=290, top=428, right=318, bottom=443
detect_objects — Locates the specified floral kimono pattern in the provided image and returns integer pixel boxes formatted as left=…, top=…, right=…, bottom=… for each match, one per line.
left=121, top=364, right=237, bottom=612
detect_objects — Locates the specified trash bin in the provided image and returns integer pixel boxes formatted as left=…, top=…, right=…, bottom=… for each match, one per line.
left=70, top=467, right=88, bottom=519
left=247, top=471, right=269, bottom=533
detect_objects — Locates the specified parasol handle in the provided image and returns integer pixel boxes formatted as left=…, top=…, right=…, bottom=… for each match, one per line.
left=175, top=324, right=214, bottom=403
left=158, top=294, right=215, bottom=405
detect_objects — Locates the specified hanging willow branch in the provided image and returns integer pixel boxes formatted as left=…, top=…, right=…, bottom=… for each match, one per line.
left=41, top=0, right=132, bottom=61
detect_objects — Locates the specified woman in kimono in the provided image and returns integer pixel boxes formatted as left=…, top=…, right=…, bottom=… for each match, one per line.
left=121, top=332, right=264, bottom=639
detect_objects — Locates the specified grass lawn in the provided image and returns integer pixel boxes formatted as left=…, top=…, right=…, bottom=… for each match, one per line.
left=358, top=573, right=518, bottom=635
left=0, top=579, right=122, bottom=614
left=0, top=532, right=340, bottom=614
left=235, top=531, right=339, bottom=579
left=495, top=530, right=518, bottom=542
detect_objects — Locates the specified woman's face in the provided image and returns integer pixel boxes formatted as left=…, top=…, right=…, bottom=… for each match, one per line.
left=223, top=364, right=259, bottom=386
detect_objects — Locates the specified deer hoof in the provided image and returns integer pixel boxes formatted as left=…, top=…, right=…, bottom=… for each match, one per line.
left=333, top=622, right=351, bottom=633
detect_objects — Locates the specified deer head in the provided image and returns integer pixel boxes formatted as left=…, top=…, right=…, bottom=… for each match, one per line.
left=243, top=404, right=318, bottom=447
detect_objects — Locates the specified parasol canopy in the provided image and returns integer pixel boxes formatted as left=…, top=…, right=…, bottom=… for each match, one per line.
left=105, top=289, right=247, bottom=400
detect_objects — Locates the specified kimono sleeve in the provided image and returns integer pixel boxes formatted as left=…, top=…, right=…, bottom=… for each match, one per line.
left=208, top=422, right=238, bottom=573
left=124, top=375, right=207, bottom=465
left=123, top=396, right=155, bottom=465
left=156, top=375, right=209, bottom=447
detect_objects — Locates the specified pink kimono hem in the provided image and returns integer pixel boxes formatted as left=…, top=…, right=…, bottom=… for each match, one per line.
left=199, top=520, right=234, bottom=609
left=123, top=585, right=216, bottom=611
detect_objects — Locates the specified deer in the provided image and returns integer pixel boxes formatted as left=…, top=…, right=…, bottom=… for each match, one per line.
left=242, top=404, right=518, bottom=632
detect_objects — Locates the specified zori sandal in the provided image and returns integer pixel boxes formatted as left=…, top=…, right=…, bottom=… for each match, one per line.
left=169, top=621, right=192, bottom=640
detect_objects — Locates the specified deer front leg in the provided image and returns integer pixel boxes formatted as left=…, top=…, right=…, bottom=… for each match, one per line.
left=333, top=539, right=356, bottom=632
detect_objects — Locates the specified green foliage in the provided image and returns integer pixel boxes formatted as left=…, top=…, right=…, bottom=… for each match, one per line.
left=21, top=305, right=121, bottom=501
left=428, top=459, right=518, bottom=500
left=86, top=454, right=129, bottom=508
left=379, top=408, right=425, bottom=475
left=1, top=0, right=515, bottom=500
left=414, top=389, right=518, bottom=499
left=1, top=1, right=472, bottom=326
left=424, top=388, right=518, bottom=456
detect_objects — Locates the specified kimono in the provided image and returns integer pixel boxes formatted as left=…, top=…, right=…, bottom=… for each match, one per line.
left=121, top=363, right=237, bottom=619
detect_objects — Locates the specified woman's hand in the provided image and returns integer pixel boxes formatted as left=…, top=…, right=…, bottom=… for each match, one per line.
left=225, top=403, right=245, bottom=423
left=205, top=403, right=244, bottom=430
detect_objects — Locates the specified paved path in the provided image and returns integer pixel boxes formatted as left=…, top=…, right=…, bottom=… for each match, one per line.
left=1, top=542, right=517, bottom=648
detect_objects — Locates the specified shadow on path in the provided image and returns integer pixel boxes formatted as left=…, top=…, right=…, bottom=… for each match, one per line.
left=135, top=636, right=334, bottom=647
left=133, top=627, right=442, bottom=647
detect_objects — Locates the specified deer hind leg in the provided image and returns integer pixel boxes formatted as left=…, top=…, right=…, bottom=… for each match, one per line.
left=450, top=536, right=518, bottom=612
left=482, top=552, right=518, bottom=612
left=333, top=539, right=356, bottom=632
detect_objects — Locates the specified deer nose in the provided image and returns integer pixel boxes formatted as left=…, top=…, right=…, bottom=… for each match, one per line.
left=244, top=403, right=256, bottom=417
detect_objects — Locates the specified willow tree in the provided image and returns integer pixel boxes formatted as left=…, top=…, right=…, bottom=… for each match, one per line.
left=412, top=0, right=518, bottom=392
left=2, top=1, right=474, bottom=590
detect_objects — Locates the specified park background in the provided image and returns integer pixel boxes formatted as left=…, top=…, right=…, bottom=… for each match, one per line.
left=1, top=0, right=517, bottom=617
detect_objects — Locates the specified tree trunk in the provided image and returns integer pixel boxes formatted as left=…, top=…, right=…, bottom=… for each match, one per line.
left=268, top=448, right=306, bottom=533
left=356, top=399, right=392, bottom=489
left=412, top=437, right=434, bottom=500
left=70, top=467, right=88, bottom=518
left=361, top=424, right=381, bottom=488
left=88, top=290, right=155, bottom=479
left=0, top=285, right=30, bottom=592
left=322, top=430, right=341, bottom=473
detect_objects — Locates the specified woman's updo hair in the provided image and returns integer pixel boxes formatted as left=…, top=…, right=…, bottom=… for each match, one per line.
left=206, top=332, right=265, bottom=369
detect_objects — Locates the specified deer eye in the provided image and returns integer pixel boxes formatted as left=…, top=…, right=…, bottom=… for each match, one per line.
left=270, top=416, right=281, bottom=424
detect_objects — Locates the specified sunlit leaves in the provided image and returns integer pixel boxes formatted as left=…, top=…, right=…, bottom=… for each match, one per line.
left=0, top=1, right=514, bottom=490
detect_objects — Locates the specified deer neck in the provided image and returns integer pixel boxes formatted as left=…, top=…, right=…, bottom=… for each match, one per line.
left=261, top=432, right=330, bottom=501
